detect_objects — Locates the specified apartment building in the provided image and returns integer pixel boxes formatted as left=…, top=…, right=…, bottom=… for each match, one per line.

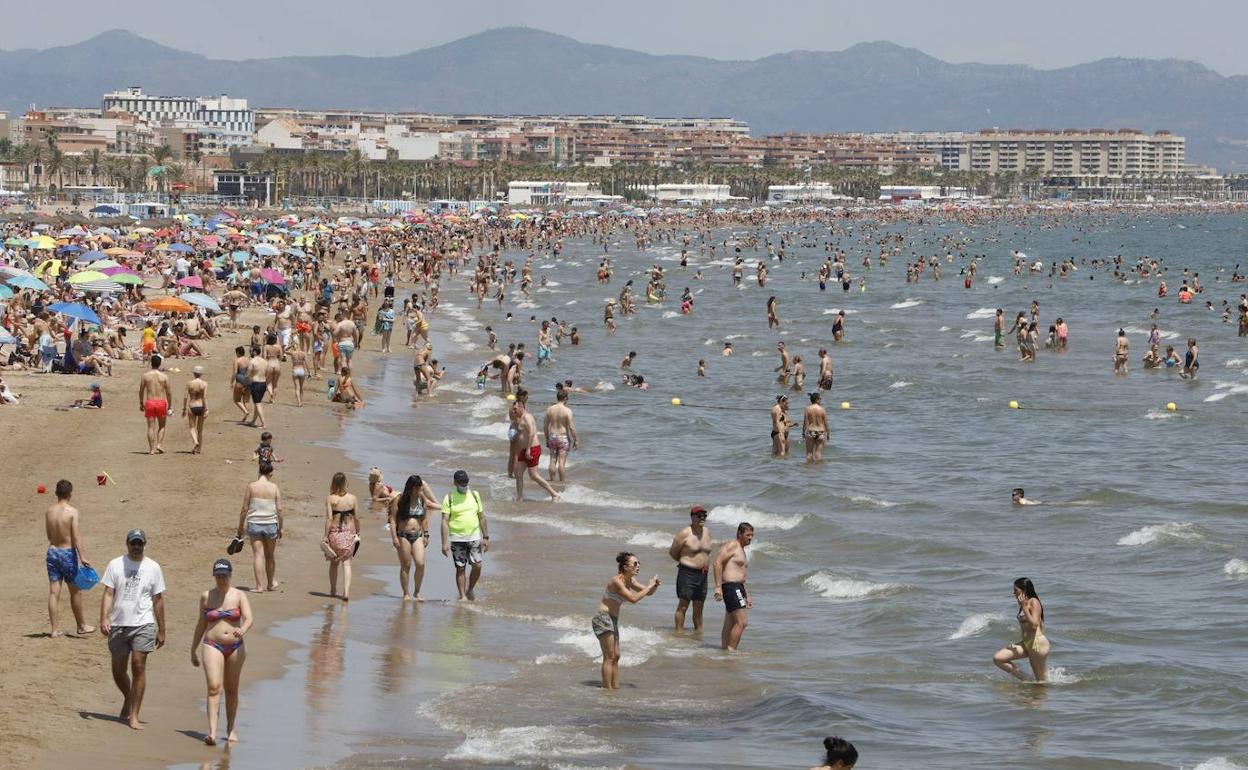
left=103, top=87, right=253, bottom=151
left=870, top=129, right=1185, bottom=176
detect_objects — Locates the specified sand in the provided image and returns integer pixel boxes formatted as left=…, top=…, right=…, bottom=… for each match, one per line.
left=1, top=307, right=389, bottom=769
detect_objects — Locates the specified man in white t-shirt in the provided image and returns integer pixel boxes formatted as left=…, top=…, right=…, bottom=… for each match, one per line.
left=99, top=528, right=166, bottom=730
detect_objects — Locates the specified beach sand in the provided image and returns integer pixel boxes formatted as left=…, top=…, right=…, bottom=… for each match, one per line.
left=1, top=307, right=387, bottom=769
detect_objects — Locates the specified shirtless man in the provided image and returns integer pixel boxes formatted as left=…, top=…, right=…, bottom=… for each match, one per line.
left=994, top=308, right=1006, bottom=349
left=244, top=346, right=268, bottom=427
left=1114, top=328, right=1130, bottom=375
left=1011, top=487, right=1041, bottom=506
left=230, top=346, right=250, bottom=419
left=542, top=389, right=578, bottom=483
left=770, top=395, right=795, bottom=457
left=181, top=365, right=208, bottom=454
left=295, top=296, right=315, bottom=352
left=817, top=349, right=834, bottom=391
left=512, top=390, right=559, bottom=501
left=46, top=480, right=94, bottom=637
left=332, top=312, right=357, bottom=372
left=713, top=522, right=755, bottom=651
left=803, top=392, right=829, bottom=463
left=138, top=355, right=173, bottom=455
left=669, top=505, right=712, bottom=630
left=774, top=341, right=791, bottom=385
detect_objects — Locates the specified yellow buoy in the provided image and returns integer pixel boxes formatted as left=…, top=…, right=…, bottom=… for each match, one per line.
left=1008, top=400, right=1019, bottom=410
left=671, top=397, right=682, bottom=406
left=506, top=393, right=516, bottom=401
left=840, top=401, right=851, bottom=410
left=1165, top=402, right=1177, bottom=411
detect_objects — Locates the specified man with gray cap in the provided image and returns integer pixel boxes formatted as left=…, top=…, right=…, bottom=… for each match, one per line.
left=99, top=528, right=166, bottom=730
left=440, top=470, right=489, bottom=601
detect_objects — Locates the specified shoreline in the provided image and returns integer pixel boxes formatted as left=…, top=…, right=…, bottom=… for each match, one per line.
left=9, top=303, right=392, bottom=770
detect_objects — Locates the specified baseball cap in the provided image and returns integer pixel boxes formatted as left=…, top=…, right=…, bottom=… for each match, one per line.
left=453, top=470, right=469, bottom=485
left=690, top=505, right=708, bottom=517
left=212, top=558, right=233, bottom=575
left=126, top=528, right=147, bottom=544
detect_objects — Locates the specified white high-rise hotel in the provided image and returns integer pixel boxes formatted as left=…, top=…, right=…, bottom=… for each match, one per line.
left=102, top=86, right=253, bottom=148
left=870, top=129, right=1185, bottom=176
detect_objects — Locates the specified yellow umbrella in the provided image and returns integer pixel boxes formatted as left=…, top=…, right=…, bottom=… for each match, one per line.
left=67, top=270, right=112, bottom=285
left=104, top=246, right=129, bottom=255
left=35, top=258, right=64, bottom=276
left=31, top=235, right=58, bottom=250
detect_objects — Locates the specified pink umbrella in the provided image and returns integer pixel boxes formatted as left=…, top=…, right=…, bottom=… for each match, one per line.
left=201, top=235, right=220, bottom=247
left=99, top=266, right=140, bottom=277
left=260, top=268, right=285, bottom=284
left=176, top=276, right=203, bottom=289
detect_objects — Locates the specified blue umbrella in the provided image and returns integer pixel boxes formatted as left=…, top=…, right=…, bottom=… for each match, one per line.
left=168, top=243, right=195, bottom=254
left=91, top=205, right=120, bottom=214
left=58, top=244, right=83, bottom=254
left=7, top=274, right=49, bottom=291
left=77, top=250, right=108, bottom=263
left=183, top=293, right=222, bottom=313
left=253, top=244, right=279, bottom=257
left=231, top=250, right=250, bottom=263
left=47, top=302, right=102, bottom=326
left=0, top=285, right=13, bottom=299
left=285, top=247, right=306, bottom=258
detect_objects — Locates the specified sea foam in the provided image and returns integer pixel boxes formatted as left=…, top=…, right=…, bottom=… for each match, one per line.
left=1117, top=522, right=1200, bottom=546
left=803, top=572, right=902, bottom=600
left=948, top=613, right=1006, bottom=640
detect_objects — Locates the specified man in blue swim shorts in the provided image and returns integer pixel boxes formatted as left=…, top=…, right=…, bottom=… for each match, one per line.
left=45, top=479, right=94, bottom=637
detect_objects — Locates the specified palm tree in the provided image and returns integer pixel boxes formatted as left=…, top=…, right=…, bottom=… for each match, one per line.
left=65, top=154, right=84, bottom=188
left=86, top=148, right=103, bottom=187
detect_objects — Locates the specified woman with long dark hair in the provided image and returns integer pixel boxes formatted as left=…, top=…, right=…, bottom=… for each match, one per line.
left=388, top=475, right=438, bottom=600
left=993, top=577, right=1050, bottom=682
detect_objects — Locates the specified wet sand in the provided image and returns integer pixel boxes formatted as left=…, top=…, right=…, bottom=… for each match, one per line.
left=3, top=306, right=389, bottom=770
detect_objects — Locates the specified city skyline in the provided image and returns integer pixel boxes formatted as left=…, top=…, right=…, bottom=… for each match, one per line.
left=6, top=0, right=1248, bottom=77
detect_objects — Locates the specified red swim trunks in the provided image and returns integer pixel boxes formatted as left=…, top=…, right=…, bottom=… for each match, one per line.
left=143, top=399, right=168, bottom=418
left=517, top=445, right=541, bottom=468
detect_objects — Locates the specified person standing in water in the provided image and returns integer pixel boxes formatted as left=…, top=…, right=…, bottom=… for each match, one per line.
left=803, top=392, right=828, bottom=463
left=440, top=470, right=489, bottom=601
left=1114, top=328, right=1130, bottom=375
left=668, top=505, right=712, bottom=630
left=713, top=522, right=755, bottom=651
left=592, top=551, right=660, bottom=689
left=992, top=577, right=1050, bottom=682
left=543, top=389, right=578, bottom=483
left=770, top=395, right=795, bottom=457
left=811, top=737, right=859, bottom=770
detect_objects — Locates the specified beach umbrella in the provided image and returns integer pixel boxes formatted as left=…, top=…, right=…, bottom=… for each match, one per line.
left=90, top=205, right=120, bottom=215
left=4, top=236, right=27, bottom=246
left=94, top=261, right=124, bottom=270
left=76, top=250, right=108, bottom=263
left=73, top=279, right=125, bottom=294
left=253, top=243, right=279, bottom=256
left=260, top=268, right=285, bottom=285
left=103, top=246, right=129, bottom=255
left=0, top=285, right=12, bottom=300
left=35, top=258, right=64, bottom=276
left=106, top=272, right=143, bottom=285
left=132, top=227, right=154, bottom=235
left=182, top=293, right=222, bottom=313
left=285, top=247, right=306, bottom=258
left=146, top=296, right=193, bottom=313
left=58, top=244, right=83, bottom=254
left=201, top=235, right=220, bottom=247
left=67, top=270, right=112, bottom=285
left=6, top=274, right=49, bottom=291
left=168, top=243, right=195, bottom=254
left=231, top=250, right=250, bottom=263
left=58, top=227, right=89, bottom=238
left=0, top=324, right=16, bottom=344
left=47, top=302, right=102, bottom=326
left=176, top=276, right=203, bottom=289
left=29, top=236, right=58, bottom=250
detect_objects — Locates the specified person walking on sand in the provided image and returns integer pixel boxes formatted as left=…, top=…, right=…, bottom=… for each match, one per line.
left=244, top=346, right=268, bottom=427
left=542, top=389, right=578, bottom=483
left=182, top=365, right=208, bottom=454
left=45, top=479, right=94, bottom=637
left=713, top=522, right=755, bottom=651
left=138, top=354, right=172, bottom=454
left=992, top=577, right=1050, bottom=682
left=592, top=551, right=660, bottom=690
left=389, top=475, right=439, bottom=601
left=323, top=472, right=359, bottom=601
left=99, top=529, right=166, bottom=730
left=513, top=389, right=559, bottom=501
left=440, top=470, right=489, bottom=601
left=189, top=559, right=252, bottom=745
left=235, top=461, right=283, bottom=593
left=668, top=505, right=711, bottom=631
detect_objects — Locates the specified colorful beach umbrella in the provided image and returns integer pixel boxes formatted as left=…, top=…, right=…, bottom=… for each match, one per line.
left=260, top=268, right=285, bottom=284
left=47, top=302, right=102, bottom=325
left=6, top=274, right=49, bottom=291
left=176, top=276, right=203, bottom=289
left=67, top=270, right=112, bottom=285
left=182, top=293, right=222, bottom=313
left=146, top=296, right=193, bottom=314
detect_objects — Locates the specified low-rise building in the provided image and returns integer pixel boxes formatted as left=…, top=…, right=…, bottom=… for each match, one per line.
left=767, top=183, right=856, bottom=204
left=508, top=180, right=594, bottom=205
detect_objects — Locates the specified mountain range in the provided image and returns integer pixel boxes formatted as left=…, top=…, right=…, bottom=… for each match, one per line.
left=2, top=27, right=1247, bottom=169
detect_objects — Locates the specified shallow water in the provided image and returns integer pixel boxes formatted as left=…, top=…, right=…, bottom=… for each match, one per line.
left=184, top=211, right=1248, bottom=770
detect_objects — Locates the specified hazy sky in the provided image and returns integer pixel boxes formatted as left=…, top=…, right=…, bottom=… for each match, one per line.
left=18, top=0, right=1248, bottom=76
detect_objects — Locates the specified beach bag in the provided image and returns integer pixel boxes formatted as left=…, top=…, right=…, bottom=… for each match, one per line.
left=74, top=564, right=100, bottom=591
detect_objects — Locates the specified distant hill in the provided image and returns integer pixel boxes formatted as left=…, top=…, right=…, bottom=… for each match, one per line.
left=3, top=28, right=1248, bottom=169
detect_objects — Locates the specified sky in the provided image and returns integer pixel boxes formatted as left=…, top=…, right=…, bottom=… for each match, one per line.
left=15, top=0, right=1248, bottom=76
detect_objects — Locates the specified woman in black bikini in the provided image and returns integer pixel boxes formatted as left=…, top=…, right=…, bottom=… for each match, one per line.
left=190, top=559, right=253, bottom=745
left=324, top=472, right=359, bottom=601
left=388, top=475, right=439, bottom=601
